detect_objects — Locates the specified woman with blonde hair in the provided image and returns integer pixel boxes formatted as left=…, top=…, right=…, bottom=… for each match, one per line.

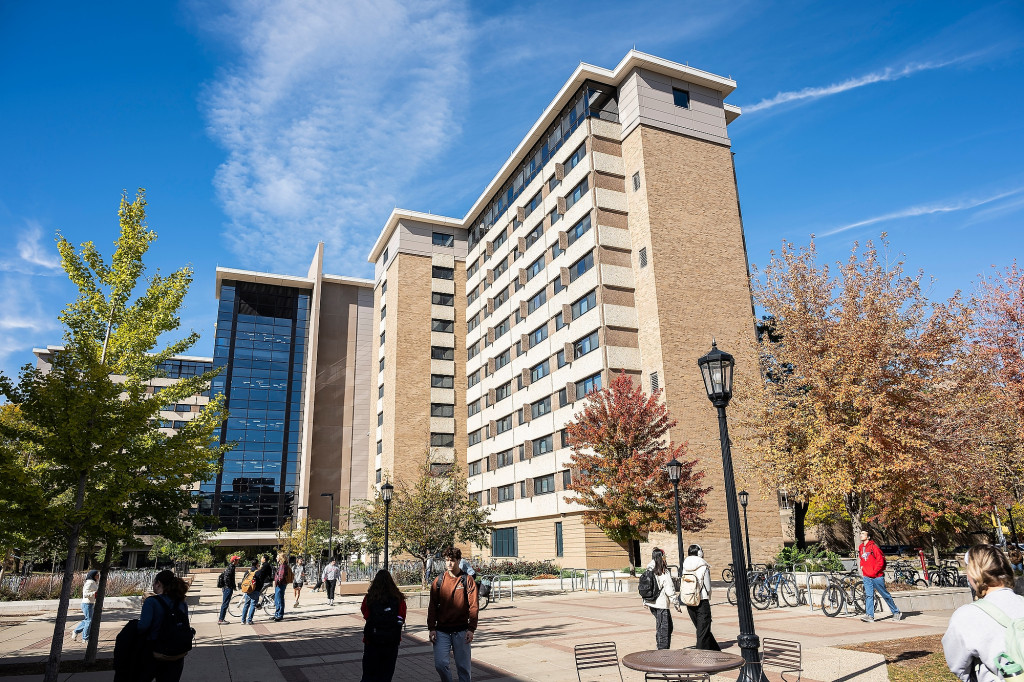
left=943, top=544, right=1024, bottom=681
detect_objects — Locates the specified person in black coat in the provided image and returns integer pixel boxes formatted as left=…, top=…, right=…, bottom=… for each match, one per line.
left=217, top=555, right=240, bottom=624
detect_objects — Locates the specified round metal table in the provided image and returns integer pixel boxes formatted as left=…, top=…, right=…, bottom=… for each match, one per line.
left=621, top=649, right=745, bottom=676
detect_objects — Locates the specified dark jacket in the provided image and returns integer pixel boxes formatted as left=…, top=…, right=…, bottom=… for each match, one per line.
left=249, top=563, right=274, bottom=593
left=221, top=564, right=237, bottom=591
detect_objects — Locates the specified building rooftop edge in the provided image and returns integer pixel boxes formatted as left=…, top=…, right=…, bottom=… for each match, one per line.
left=366, top=49, right=738, bottom=264
left=215, top=266, right=315, bottom=299
left=32, top=345, right=212, bottom=363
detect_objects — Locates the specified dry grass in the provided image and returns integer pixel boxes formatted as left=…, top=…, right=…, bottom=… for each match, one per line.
left=840, top=635, right=958, bottom=682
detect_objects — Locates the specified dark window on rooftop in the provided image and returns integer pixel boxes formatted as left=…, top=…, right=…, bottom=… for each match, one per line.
left=673, top=88, right=690, bottom=109
left=432, top=232, right=455, bottom=247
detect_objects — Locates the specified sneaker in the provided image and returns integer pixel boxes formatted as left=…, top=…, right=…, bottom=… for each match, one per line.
left=892, top=612, right=904, bottom=621
left=860, top=615, right=874, bottom=623
left=217, top=620, right=229, bottom=625
left=293, top=601, right=299, bottom=607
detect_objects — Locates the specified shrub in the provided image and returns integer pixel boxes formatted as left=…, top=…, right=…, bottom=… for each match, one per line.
left=774, top=545, right=843, bottom=572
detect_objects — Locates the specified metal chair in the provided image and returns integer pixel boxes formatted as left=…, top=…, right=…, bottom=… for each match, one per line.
left=574, top=642, right=624, bottom=682
left=761, top=638, right=803, bottom=682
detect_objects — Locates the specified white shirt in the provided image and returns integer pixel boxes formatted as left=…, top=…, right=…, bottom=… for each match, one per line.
left=682, top=556, right=713, bottom=600
left=643, top=571, right=677, bottom=610
left=943, top=587, right=1024, bottom=682
left=82, top=579, right=98, bottom=606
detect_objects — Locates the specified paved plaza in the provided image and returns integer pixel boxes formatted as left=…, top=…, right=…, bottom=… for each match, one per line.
left=0, top=573, right=959, bottom=681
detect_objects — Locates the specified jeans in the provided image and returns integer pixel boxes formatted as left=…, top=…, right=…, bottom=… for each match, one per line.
left=362, top=641, right=400, bottom=682
left=219, top=587, right=233, bottom=621
left=433, top=630, right=472, bottom=682
left=274, top=585, right=286, bottom=619
left=686, top=600, right=721, bottom=651
left=863, top=576, right=899, bottom=617
left=241, top=593, right=258, bottom=623
left=325, top=579, right=336, bottom=601
left=73, top=602, right=94, bottom=641
left=649, top=607, right=672, bottom=650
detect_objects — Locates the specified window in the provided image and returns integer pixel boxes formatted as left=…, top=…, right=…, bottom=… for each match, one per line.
left=560, top=427, right=569, bottom=448
left=567, top=214, right=591, bottom=246
left=566, top=143, right=586, bottom=172
left=639, top=247, right=648, bottom=268
left=549, top=176, right=560, bottom=191
left=432, top=291, right=454, bottom=306
left=494, top=316, right=510, bottom=339
left=573, top=330, right=599, bottom=358
left=432, top=232, right=455, bottom=247
left=555, top=521, right=564, bottom=557
left=382, top=247, right=388, bottom=264
left=381, top=280, right=387, bottom=295
left=496, top=414, right=513, bottom=434
left=431, top=374, right=454, bottom=388
left=531, top=396, right=551, bottom=419
left=497, top=449, right=514, bottom=468
left=492, top=527, right=518, bottom=557
left=495, top=381, right=512, bottom=402
left=552, top=240, right=563, bottom=259
left=494, top=348, right=511, bottom=370
left=651, top=371, right=659, bottom=391
left=524, top=223, right=543, bottom=250
left=468, top=312, right=480, bottom=333
left=527, top=254, right=545, bottom=281
left=535, top=473, right=555, bottom=494
left=468, top=341, right=480, bottom=360
left=535, top=435, right=554, bottom=456
left=524, top=289, right=545, bottom=315
left=553, top=274, right=565, bottom=295
left=469, top=460, right=482, bottom=476
left=493, top=255, right=509, bottom=279
left=431, top=346, right=454, bottom=361
left=672, top=88, right=690, bottom=108
left=468, top=399, right=481, bottom=417
left=380, top=330, right=385, bottom=347
left=379, top=358, right=385, bottom=372
left=431, top=403, right=454, bottom=417
left=558, top=387, right=569, bottom=406
left=529, top=323, right=548, bottom=347
left=430, top=432, right=455, bottom=447
left=530, top=359, right=550, bottom=382
left=432, top=265, right=454, bottom=280
left=467, top=370, right=480, bottom=388
left=377, top=440, right=383, bottom=455
left=494, top=285, right=509, bottom=307
left=486, top=489, right=492, bottom=504
left=525, top=191, right=542, bottom=217
left=549, top=207, right=562, bottom=227
left=633, top=172, right=641, bottom=191
left=492, top=227, right=508, bottom=250
left=569, top=251, right=594, bottom=282
left=468, top=429, right=482, bottom=446
left=562, top=470, right=572, bottom=489
left=378, top=385, right=384, bottom=399
left=554, top=312, right=565, bottom=330
left=571, top=290, right=597, bottom=319
left=376, top=468, right=382, bottom=484
left=380, top=305, right=386, bottom=320
left=174, top=404, right=191, bottom=413
left=556, top=350, right=567, bottom=368
left=497, top=486, right=515, bottom=504
left=431, top=318, right=454, bottom=333
left=467, top=259, right=479, bottom=279
left=520, top=480, right=526, bottom=498
left=470, top=491, right=483, bottom=506
left=431, top=463, right=453, bottom=476
left=466, top=286, right=479, bottom=306
left=576, top=372, right=602, bottom=397
left=565, top=177, right=589, bottom=212
left=377, top=412, right=384, bottom=426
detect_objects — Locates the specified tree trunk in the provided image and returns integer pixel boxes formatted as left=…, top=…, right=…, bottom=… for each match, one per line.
left=793, top=501, right=809, bottom=550
left=931, top=534, right=940, bottom=565
left=44, top=471, right=88, bottom=682
left=85, top=540, right=115, bottom=664
left=846, top=494, right=863, bottom=556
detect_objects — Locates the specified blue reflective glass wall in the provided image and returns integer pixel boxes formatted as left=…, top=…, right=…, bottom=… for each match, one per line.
left=199, top=280, right=309, bottom=531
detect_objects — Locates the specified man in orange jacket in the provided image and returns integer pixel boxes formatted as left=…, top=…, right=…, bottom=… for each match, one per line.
left=428, top=547, right=478, bottom=682
left=858, top=530, right=903, bottom=623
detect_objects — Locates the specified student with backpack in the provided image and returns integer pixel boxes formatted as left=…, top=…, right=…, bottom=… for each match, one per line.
left=137, top=570, right=194, bottom=682
left=640, top=548, right=678, bottom=650
left=240, top=556, right=273, bottom=625
left=217, top=555, right=240, bottom=625
left=273, top=552, right=294, bottom=621
left=428, top=547, right=478, bottom=682
left=680, top=545, right=720, bottom=651
left=360, top=569, right=407, bottom=682
left=944, top=544, right=1024, bottom=682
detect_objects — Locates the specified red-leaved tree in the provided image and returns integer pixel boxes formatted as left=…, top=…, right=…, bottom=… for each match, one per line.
left=564, top=372, right=710, bottom=568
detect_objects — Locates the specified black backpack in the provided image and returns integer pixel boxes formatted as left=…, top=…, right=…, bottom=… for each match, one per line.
left=637, top=569, right=662, bottom=602
left=150, top=597, right=195, bottom=661
left=216, top=570, right=225, bottom=588
left=364, top=597, right=404, bottom=644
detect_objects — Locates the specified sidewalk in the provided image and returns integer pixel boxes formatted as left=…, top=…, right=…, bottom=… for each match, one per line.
left=0, top=573, right=956, bottom=681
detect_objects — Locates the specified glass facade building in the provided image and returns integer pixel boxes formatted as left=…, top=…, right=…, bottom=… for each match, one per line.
left=199, top=280, right=310, bottom=531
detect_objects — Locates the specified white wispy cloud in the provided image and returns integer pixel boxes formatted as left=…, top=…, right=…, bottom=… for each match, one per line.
left=199, top=0, right=469, bottom=276
left=0, top=222, right=63, bottom=275
left=743, top=58, right=967, bottom=114
left=820, top=187, right=1024, bottom=237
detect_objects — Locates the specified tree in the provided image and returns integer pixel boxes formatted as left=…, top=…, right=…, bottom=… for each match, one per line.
left=0, top=190, right=228, bottom=678
left=738, top=236, right=977, bottom=547
left=357, top=456, right=491, bottom=585
left=276, top=517, right=355, bottom=562
left=0, top=405, right=50, bottom=585
left=149, top=522, right=225, bottom=568
left=563, top=372, right=710, bottom=569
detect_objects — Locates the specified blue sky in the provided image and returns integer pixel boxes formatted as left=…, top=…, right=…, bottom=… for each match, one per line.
left=1, top=1, right=1022, bottom=378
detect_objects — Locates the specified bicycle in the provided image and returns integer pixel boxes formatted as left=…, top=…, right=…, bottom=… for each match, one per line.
left=891, top=560, right=928, bottom=588
left=928, top=560, right=966, bottom=587
left=820, top=571, right=888, bottom=617
left=750, top=568, right=801, bottom=610
left=478, top=576, right=493, bottom=610
left=228, top=587, right=274, bottom=619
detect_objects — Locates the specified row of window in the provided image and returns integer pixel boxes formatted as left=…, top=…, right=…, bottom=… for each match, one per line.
left=485, top=523, right=565, bottom=558
left=467, top=371, right=601, bottom=443
left=468, top=470, right=573, bottom=506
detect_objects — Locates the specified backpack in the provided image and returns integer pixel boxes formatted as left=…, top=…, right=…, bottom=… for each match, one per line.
left=283, top=564, right=294, bottom=585
left=638, top=569, right=662, bottom=602
left=150, top=597, right=195, bottom=662
left=240, top=572, right=256, bottom=595
left=364, top=597, right=404, bottom=644
left=973, top=599, right=1024, bottom=679
left=679, top=566, right=704, bottom=607
left=216, top=569, right=226, bottom=589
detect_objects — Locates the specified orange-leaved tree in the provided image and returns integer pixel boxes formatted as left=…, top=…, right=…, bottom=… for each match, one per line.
left=564, top=372, right=709, bottom=568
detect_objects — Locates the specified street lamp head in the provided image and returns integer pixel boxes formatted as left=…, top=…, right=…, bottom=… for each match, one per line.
left=666, top=458, right=682, bottom=484
left=697, top=340, right=735, bottom=406
left=738, top=490, right=749, bottom=508
left=381, top=482, right=394, bottom=503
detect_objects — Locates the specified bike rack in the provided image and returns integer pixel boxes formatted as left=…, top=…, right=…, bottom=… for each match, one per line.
left=488, top=574, right=514, bottom=603
left=801, top=572, right=832, bottom=612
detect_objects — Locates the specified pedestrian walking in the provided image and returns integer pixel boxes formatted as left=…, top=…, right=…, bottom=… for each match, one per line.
left=273, top=552, right=293, bottom=621
left=858, top=530, right=903, bottom=622
left=241, top=556, right=273, bottom=625
left=642, top=548, right=678, bottom=650
left=428, top=547, right=478, bottom=682
left=71, top=570, right=99, bottom=642
left=1008, top=547, right=1023, bottom=574
left=217, top=555, right=240, bottom=624
left=360, top=569, right=407, bottom=682
left=943, top=544, right=1024, bottom=682
left=137, top=570, right=193, bottom=682
left=681, top=545, right=721, bottom=650
left=292, top=558, right=306, bottom=607
left=322, top=558, right=340, bottom=605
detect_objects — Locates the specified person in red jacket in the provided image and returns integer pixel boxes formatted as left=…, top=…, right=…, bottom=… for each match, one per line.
left=360, top=570, right=407, bottom=682
left=428, top=547, right=478, bottom=682
left=858, top=530, right=903, bottom=622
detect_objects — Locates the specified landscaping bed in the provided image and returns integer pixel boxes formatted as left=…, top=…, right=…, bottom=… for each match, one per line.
left=840, top=635, right=956, bottom=682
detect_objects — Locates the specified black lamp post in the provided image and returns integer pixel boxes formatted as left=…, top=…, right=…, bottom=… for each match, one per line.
left=738, top=491, right=752, bottom=573
left=666, top=458, right=686, bottom=578
left=381, top=482, right=394, bottom=571
left=321, top=492, right=335, bottom=560
left=1009, top=506, right=1021, bottom=549
left=698, top=341, right=765, bottom=682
